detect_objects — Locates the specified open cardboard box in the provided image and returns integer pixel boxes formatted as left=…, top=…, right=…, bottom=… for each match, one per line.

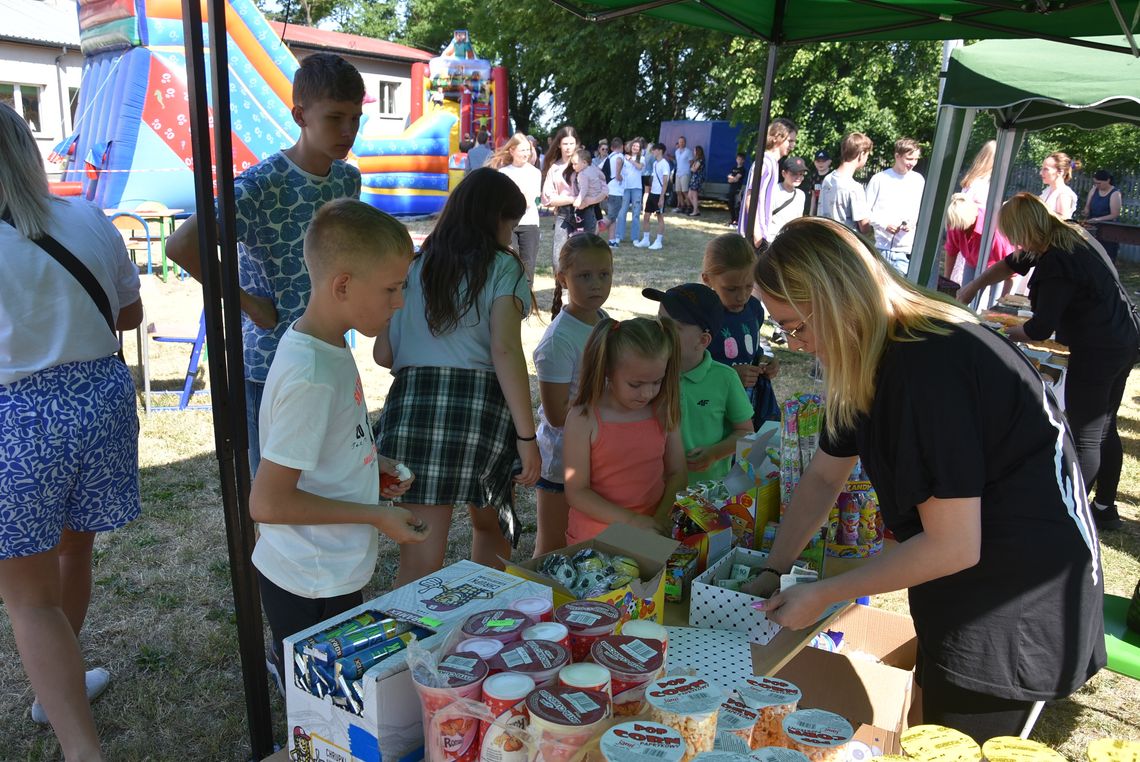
left=503, top=523, right=679, bottom=624
left=756, top=604, right=918, bottom=755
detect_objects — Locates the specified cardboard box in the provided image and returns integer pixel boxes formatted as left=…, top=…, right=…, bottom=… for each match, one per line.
left=768, top=604, right=918, bottom=755
left=664, top=546, right=700, bottom=603
left=285, top=561, right=552, bottom=762
left=503, top=524, right=678, bottom=625
left=689, top=547, right=826, bottom=644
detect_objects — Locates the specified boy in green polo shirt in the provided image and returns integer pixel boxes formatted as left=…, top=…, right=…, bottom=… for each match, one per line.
left=644, top=284, right=754, bottom=485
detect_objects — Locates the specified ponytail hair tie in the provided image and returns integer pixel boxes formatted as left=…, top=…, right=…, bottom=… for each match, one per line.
left=610, top=321, right=620, bottom=332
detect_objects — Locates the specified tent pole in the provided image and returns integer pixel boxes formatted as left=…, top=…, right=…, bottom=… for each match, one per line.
left=180, top=0, right=275, bottom=757
left=912, top=106, right=973, bottom=287
left=743, top=41, right=779, bottom=245
left=969, top=126, right=1019, bottom=310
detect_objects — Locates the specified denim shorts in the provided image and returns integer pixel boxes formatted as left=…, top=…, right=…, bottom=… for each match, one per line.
left=0, top=357, right=140, bottom=559
left=535, top=477, right=565, bottom=494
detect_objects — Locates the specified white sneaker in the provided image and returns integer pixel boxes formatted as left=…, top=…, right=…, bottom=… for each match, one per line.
left=31, top=667, right=111, bottom=725
left=649, top=237, right=664, bottom=250
left=608, top=239, right=620, bottom=247
left=633, top=236, right=650, bottom=248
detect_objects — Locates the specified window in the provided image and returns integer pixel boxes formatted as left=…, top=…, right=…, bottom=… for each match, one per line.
left=69, top=87, right=80, bottom=130
left=1, top=83, right=44, bottom=133
left=377, top=80, right=400, bottom=117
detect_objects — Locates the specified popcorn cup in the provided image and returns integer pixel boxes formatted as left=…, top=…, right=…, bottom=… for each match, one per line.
left=750, top=748, right=810, bottom=762
left=779, top=709, right=853, bottom=762
left=646, top=676, right=723, bottom=762
left=736, top=676, right=801, bottom=749
left=480, top=672, right=535, bottom=762
left=488, top=639, right=570, bottom=689
left=600, top=721, right=688, bottom=762
left=690, top=753, right=752, bottom=761
left=513, top=595, right=554, bottom=623
left=460, top=609, right=532, bottom=644
left=411, top=652, right=489, bottom=762
left=718, top=697, right=761, bottom=750
left=558, top=662, right=612, bottom=700
left=525, top=686, right=610, bottom=762
left=455, top=637, right=505, bottom=661
left=522, top=621, right=571, bottom=653
left=591, top=635, right=665, bottom=717
left=619, top=619, right=669, bottom=664
left=554, top=601, right=621, bottom=662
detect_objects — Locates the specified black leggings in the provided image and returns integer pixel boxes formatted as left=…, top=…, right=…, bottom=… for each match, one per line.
left=1065, top=348, right=1137, bottom=507
left=258, top=570, right=364, bottom=677
left=920, top=673, right=1036, bottom=744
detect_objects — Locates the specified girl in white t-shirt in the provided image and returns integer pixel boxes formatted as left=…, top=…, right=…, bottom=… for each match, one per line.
left=532, top=234, right=613, bottom=555
left=375, top=168, right=539, bottom=584
left=1039, top=151, right=1078, bottom=221
left=491, top=133, right=542, bottom=287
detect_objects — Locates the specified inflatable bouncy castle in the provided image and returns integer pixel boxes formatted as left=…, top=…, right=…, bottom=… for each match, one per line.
left=63, top=4, right=509, bottom=215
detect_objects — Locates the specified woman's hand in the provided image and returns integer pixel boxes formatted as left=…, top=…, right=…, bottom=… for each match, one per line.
left=240, top=291, right=278, bottom=330
left=759, top=582, right=829, bottom=630
left=514, top=439, right=540, bottom=487
left=956, top=283, right=978, bottom=305
left=742, top=570, right=780, bottom=598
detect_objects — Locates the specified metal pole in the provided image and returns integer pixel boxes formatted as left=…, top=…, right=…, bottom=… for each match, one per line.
left=743, top=41, right=779, bottom=245
left=180, top=0, right=274, bottom=757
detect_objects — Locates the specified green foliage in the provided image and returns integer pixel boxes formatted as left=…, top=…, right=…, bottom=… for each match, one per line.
left=332, top=0, right=400, bottom=40
left=1021, top=124, right=1140, bottom=174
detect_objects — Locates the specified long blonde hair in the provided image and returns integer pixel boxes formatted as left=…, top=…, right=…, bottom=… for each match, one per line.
left=573, top=317, right=681, bottom=431
left=960, top=140, right=995, bottom=192
left=998, top=192, right=1088, bottom=258
left=489, top=132, right=530, bottom=169
left=0, top=103, right=52, bottom=239
left=755, top=218, right=976, bottom=436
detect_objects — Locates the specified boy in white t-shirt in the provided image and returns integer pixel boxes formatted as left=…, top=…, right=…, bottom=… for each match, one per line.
left=635, top=143, right=672, bottom=251
left=249, top=199, right=429, bottom=689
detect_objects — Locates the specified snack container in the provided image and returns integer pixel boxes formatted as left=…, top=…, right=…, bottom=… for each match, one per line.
left=645, top=676, right=723, bottom=762
left=1086, top=738, right=1140, bottom=762
left=554, top=600, right=621, bottom=661
left=714, top=730, right=752, bottom=754
left=455, top=637, right=505, bottom=661
left=411, top=651, right=489, bottom=762
left=619, top=619, right=669, bottom=663
left=779, top=709, right=853, bottom=762
left=522, top=621, right=571, bottom=652
left=525, top=686, right=610, bottom=762
left=600, top=721, right=688, bottom=762
left=590, top=635, right=666, bottom=717
left=558, top=662, right=613, bottom=698
left=901, top=725, right=984, bottom=761
left=981, top=737, right=1066, bottom=762
left=460, top=609, right=532, bottom=644
left=750, top=748, right=810, bottom=761
left=488, top=639, right=570, bottom=688
left=480, top=672, right=535, bottom=762
left=736, top=676, right=800, bottom=748
left=691, top=753, right=752, bottom=761
left=513, top=595, right=554, bottom=622
left=718, top=697, right=761, bottom=749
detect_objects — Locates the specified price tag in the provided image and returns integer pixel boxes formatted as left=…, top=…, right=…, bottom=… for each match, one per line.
left=486, top=618, right=517, bottom=628
left=419, top=616, right=442, bottom=627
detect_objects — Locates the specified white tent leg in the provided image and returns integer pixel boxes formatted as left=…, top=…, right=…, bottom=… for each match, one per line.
left=911, top=106, right=975, bottom=286
left=969, top=126, right=1020, bottom=310
left=1021, top=700, right=1046, bottom=738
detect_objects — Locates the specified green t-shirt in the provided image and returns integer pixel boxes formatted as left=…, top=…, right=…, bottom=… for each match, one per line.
left=680, top=351, right=754, bottom=485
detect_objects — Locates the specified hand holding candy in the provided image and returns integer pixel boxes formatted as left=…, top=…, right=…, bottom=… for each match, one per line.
left=380, top=459, right=414, bottom=499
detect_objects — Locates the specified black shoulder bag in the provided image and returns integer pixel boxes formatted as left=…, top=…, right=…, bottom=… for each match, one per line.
left=2, top=208, right=116, bottom=335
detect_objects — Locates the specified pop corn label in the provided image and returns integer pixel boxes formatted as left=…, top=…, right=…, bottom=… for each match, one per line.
left=600, top=722, right=687, bottom=762
left=645, top=676, right=723, bottom=715
left=781, top=709, right=854, bottom=748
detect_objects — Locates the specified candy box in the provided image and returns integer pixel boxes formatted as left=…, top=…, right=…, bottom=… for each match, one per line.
left=665, top=546, right=700, bottom=603
left=285, top=561, right=551, bottom=762
left=504, top=524, right=678, bottom=625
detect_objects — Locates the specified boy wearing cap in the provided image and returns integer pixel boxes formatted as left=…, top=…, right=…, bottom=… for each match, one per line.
left=643, top=284, right=754, bottom=485
left=806, top=150, right=833, bottom=215
left=771, top=156, right=807, bottom=237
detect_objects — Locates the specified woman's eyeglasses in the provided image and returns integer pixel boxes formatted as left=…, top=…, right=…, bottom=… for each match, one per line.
left=776, top=312, right=812, bottom=342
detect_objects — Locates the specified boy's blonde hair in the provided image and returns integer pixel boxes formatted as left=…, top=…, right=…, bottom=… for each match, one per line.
left=755, top=217, right=976, bottom=437
left=944, top=193, right=979, bottom=232
left=304, top=199, right=412, bottom=278
left=573, top=317, right=681, bottom=431
left=702, top=233, right=755, bottom=277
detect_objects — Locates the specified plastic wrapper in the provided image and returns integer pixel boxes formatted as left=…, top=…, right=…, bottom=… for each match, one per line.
left=591, top=636, right=665, bottom=717
left=407, top=628, right=490, bottom=762
left=645, top=676, right=724, bottom=762
left=488, top=639, right=570, bottom=688
left=599, top=721, right=688, bottom=762
left=717, top=697, right=760, bottom=749
left=539, top=551, right=642, bottom=600
left=825, top=480, right=884, bottom=559
left=481, top=672, right=536, bottom=762
left=526, top=686, right=611, bottom=762
left=735, top=677, right=800, bottom=749
left=555, top=600, right=621, bottom=661
left=779, top=709, right=852, bottom=762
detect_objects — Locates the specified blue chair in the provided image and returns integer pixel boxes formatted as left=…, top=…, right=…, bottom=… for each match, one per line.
left=109, top=212, right=154, bottom=275
left=145, top=311, right=210, bottom=412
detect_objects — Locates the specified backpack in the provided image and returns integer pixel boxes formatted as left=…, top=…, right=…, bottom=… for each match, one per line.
left=602, top=155, right=613, bottom=184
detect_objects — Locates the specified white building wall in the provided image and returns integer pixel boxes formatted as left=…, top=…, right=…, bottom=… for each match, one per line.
left=0, top=40, right=85, bottom=177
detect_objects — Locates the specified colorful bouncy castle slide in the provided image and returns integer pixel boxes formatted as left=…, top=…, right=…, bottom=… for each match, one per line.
left=65, top=2, right=508, bottom=215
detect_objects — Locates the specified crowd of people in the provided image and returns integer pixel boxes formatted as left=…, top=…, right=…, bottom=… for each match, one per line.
left=0, top=49, right=1133, bottom=758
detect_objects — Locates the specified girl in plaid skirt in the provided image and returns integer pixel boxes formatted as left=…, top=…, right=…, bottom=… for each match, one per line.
left=374, top=168, right=539, bottom=585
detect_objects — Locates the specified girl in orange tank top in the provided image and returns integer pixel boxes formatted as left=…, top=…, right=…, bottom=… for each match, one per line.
left=562, top=317, right=687, bottom=544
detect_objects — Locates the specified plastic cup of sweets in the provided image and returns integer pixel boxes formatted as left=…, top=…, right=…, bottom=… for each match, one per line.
left=900, top=725, right=982, bottom=762
left=558, top=662, right=613, bottom=700
left=599, top=720, right=688, bottom=762
left=554, top=600, right=621, bottom=661
left=590, top=635, right=666, bottom=717
left=736, top=676, right=801, bottom=749
left=620, top=618, right=669, bottom=663
left=525, top=685, right=610, bottom=762
left=460, top=609, right=532, bottom=645
left=749, top=748, right=810, bottom=762
left=512, top=596, right=554, bottom=623
left=718, top=696, right=761, bottom=750
left=411, top=651, right=488, bottom=762
left=645, top=676, right=724, bottom=762
left=522, top=621, right=571, bottom=653
left=487, top=639, right=569, bottom=688
left=480, top=672, right=535, bottom=762
left=779, top=709, right=854, bottom=762
left=455, top=637, right=505, bottom=661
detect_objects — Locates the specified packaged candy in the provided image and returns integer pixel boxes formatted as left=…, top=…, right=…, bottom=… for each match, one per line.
left=540, top=554, right=578, bottom=588
left=512, top=596, right=553, bottom=623
left=646, top=676, right=723, bottom=762
left=480, top=672, right=534, bottom=762
left=454, top=637, right=504, bottom=661
left=736, top=677, right=800, bottom=749
left=666, top=546, right=701, bottom=603
left=459, top=609, right=531, bottom=644
left=1086, top=738, right=1140, bottom=762
left=558, top=662, right=612, bottom=698
left=600, top=721, right=688, bottom=762
left=981, top=737, right=1066, bottom=761
left=591, top=635, right=666, bottom=716
left=900, top=725, right=982, bottom=762
left=554, top=600, right=621, bottom=661
left=308, top=618, right=402, bottom=663
left=537, top=550, right=641, bottom=599
left=718, top=697, right=760, bottom=749
left=525, top=686, right=610, bottom=762
left=411, top=651, right=489, bottom=762
left=488, top=639, right=569, bottom=688
left=522, top=621, right=571, bottom=652
left=299, top=611, right=379, bottom=652
left=334, top=637, right=409, bottom=680
left=779, top=709, right=852, bottom=762
left=619, top=619, right=668, bottom=664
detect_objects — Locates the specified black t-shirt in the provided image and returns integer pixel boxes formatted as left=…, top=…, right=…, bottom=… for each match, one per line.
left=819, top=320, right=1105, bottom=700
left=1004, top=240, right=1138, bottom=353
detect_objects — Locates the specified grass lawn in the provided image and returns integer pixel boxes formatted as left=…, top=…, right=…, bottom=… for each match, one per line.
left=1, top=202, right=1137, bottom=759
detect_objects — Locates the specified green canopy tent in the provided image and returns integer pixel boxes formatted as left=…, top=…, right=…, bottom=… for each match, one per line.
left=911, top=35, right=1140, bottom=293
